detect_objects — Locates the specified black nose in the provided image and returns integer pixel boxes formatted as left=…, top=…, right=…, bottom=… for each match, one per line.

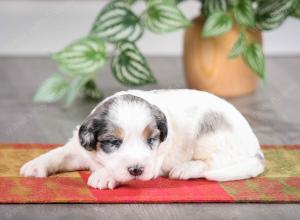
left=128, top=165, right=144, bottom=176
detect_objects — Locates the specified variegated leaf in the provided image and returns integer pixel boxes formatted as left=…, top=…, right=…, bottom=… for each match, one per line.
left=233, top=0, right=255, bottom=27
left=243, top=42, right=265, bottom=79
left=112, top=41, right=156, bottom=86
left=202, top=0, right=228, bottom=17
left=83, top=80, right=103, bottom=100
left=202, top=11, right=233, bottom=37
left=256, top=0, right=294, bottom=30
left=64, top=75, right=92, bottom=107
left=90, top=0, right=143, bottom=43
left=53, top=36, right=106, bottom=76
left=229, top=32, right=246, bottom=58
left=33, top=75, right=68, bottom=103
left=143, top=0, right=190, bottom=33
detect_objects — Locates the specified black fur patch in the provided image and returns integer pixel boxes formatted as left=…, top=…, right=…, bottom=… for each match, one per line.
left=150, top=104, right=168, bottom=142
left=78, top=98, right=115, bottom=151
left=198, top=111, right=231, bottom=137
left=79, top=118, right=107, bottom=151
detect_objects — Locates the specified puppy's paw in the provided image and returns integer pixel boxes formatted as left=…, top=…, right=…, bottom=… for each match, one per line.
left=20, top=158, right=49, bottom=178
left=88, top=169, right=118, bottom=190
left=169, top=161, right=207, bottom=180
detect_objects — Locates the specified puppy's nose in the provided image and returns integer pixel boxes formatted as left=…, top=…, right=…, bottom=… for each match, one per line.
left=128, top=165, right=144, bottom=176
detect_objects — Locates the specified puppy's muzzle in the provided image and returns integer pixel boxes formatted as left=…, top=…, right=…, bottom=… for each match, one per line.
left=127, top=165, right=144, bottom=177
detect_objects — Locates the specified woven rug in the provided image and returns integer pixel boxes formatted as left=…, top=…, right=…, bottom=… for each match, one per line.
left=0, top=144, right=299, bottom=203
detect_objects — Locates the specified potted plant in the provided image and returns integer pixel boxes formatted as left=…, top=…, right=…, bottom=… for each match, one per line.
left=34, top=0, right=300, bottom=106
left=184, top=0, right=299, bottom=96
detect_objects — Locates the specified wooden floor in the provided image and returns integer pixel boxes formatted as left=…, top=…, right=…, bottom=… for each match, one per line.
left=0, top=56, right=299, bottom=220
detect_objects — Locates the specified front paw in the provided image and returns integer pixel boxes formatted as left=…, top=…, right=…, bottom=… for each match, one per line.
left=20, top=158, right=49, bottom=178
left=87, top=169, right=119, bottom=190
left=169, top=161, right=207, bottom=180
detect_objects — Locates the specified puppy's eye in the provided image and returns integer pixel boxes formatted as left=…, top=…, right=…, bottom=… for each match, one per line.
left=147, top=138, right=156, bottom=147
left=100, top=139, right=122, bottom=148
left=110, top=139, right=122, bottom=147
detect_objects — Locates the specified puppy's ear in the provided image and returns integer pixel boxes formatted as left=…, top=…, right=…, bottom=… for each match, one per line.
left=78, top=97, right=115, bottom=151
left=151, top=105, right=168, bottom=142
left=79, top=118, right=105, bottom=151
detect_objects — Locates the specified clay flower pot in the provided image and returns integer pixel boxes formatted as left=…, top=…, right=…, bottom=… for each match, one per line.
left=183, top=16, right=262, bottom=97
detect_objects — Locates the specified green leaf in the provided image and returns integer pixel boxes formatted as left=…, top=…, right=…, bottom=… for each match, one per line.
left=125, top=0, right=138, bottom=5
left=153, top=0, right=184, bottom=5
left=256, top=0, right=294, bottom=30
left=53, top=36, right=106, bottom=76
left=144, top=1, right=191, bottom=33
left=83, top=80, right=103, bottom=100
left=202, top=0, right=228, bottom=17
left=233, top=0, right=255, bottom=27
left=243, top=42, right=265, bottom=79
left=160, top=0, right=177, bottom=5
left=90, top=0, right=143, bottom=43
left=228, top=0, right=239, bottom=6
left=229, top=32, right=246, bottom=58
left=64, top=75, right=92, bottom=107
left=291, top=0, right=300, bottom=18
left=202, top=11, right=233, bottom=37
left=162, top=0, right=184, bottom=5
left=293, top=7, right=300, bottom=18
left=33, top=75, right=68, bottom=103
left=112, top=41, right=156, bottom=86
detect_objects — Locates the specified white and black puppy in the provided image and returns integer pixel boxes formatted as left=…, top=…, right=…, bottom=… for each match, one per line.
left=20, top=89, right=264, bottom=189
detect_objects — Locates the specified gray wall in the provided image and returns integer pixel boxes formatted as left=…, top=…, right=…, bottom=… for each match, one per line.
left=1, top=0, right=300, bottom=56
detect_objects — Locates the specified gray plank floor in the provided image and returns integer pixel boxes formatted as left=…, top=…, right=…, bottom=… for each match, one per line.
left=0, top=56, right=300, bottom=220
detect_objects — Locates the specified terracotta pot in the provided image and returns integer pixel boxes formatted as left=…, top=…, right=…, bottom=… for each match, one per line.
left=183, top=16, right=262, bottom=97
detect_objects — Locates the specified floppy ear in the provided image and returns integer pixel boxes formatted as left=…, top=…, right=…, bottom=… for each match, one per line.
left=78, top=118, right=105, bottom=151
left=151, top=105, right=168, bottom=142
left=79, top=97, right=115, bottom=151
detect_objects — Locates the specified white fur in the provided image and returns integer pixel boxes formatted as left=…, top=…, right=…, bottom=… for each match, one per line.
left=20, top=89, right=264, bottom=189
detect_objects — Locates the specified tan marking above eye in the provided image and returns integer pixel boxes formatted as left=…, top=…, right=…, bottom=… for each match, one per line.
left=143, top=125, right=154, bottom=140
left=114, top=127, right=124, bottom=140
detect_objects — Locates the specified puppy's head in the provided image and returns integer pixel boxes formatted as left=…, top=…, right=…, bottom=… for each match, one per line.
left=79, top=94, right=168, bottom=182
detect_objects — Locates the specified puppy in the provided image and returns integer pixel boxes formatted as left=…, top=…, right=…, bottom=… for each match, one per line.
left=20, top=89, right=264, bottom=189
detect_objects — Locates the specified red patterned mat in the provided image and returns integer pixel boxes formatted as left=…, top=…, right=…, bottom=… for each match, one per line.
left=0, top=144, right=299, bottom=203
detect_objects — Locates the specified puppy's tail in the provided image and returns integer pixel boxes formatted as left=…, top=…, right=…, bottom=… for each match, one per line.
left=203, top=153, right=265, bottom=182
